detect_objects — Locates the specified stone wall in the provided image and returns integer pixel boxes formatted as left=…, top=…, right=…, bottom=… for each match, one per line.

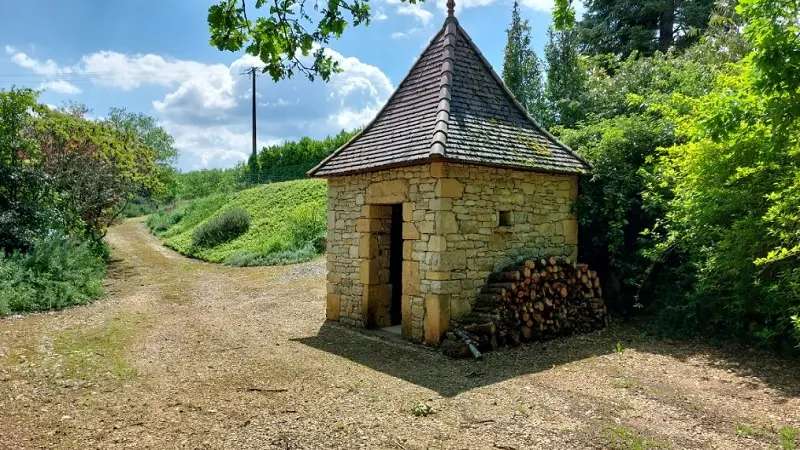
left=324, top=162, right=578, bottom=344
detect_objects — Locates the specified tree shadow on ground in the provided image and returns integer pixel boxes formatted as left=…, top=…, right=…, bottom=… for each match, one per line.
left=293, top=321, right=800, bottom=398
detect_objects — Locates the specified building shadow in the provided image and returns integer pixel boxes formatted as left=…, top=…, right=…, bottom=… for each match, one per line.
left=293, top=321, right=800, bottom=398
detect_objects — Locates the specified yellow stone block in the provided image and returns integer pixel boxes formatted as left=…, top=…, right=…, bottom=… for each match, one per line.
left=430, top=161, right=447, bottom=178
left=431, top=161, right=447, bottom=178
left=327, top=271, right=342, bottom=284
left=326, top=293, right=341, bottom=321
left=403, top=240, right=413, bottom=260
left=402, top=260, right=420, bottom=296
left=359, top=234, right=378, bottom=258
left=424, top=294, right=451, bottom=344
left=428, top=235, right=447, bottom=252
left=362, top=204, right=392, bottom=219
left=435, top=178, right=464, bottom=198
left=366, top=179, right=409, bottom=204
left=356, top=218, right=386, bottom=233
left=360, top=259, right=379, bottom=284
left=402, top=222, right=420, bottom=240
left=426, top=271, right=451, bottom=281
left=401, top=295, right=413, bottom=339
left=402, top=202, right=413, bottom=222
left=435, top=211, right=458, bottom=234
left=564, top=218, right=578, bottom=245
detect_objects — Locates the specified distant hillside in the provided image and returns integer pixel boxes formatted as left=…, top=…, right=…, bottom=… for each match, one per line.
left=147, top=179, right=327, bottom=266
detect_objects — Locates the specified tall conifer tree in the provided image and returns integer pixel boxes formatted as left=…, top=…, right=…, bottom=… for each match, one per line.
left=502, top=1, right=549, bottom=125
left=545, top=26, right=586, bottom=128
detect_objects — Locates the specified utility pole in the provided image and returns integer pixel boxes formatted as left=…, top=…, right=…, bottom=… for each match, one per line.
left=247, top=67, right=257, bottom=159
left=241, top=67, right=260, bottom=184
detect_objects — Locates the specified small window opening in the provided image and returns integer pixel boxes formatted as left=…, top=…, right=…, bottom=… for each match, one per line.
left=498, top=211, right=513, bottom=227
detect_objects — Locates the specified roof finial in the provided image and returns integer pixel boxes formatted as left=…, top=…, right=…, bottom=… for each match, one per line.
left=447, top=0, right=455, bottom=17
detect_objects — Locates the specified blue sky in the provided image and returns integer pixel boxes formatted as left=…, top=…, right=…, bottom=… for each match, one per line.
left=0, top=0, right=570, bottom=171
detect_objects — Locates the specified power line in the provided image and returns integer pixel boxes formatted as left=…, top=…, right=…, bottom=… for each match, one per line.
left=0, top=67, right=240, bottom=79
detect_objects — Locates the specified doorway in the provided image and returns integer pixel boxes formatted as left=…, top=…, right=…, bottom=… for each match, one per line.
left=389, top=204, right=403, bottom=326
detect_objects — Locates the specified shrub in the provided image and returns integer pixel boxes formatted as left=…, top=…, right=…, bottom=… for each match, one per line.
left=160, top=193, right=230, bottom=239
left=225, top=242, right=317, bottom=267
left=121, top=196, right=159, bottom=218
left=147, top=208, right=184, bottom=234
left=287, top=201, right=327, bottom=252
left=0, top=234, right=105, bottom=315
left=191, top=207, right=250, bottom=248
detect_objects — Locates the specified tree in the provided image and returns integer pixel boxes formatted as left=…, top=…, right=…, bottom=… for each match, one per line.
left=544, top=28, right=586, bottom=128
left=0, top=88, right=55, bottom=253
left=105, top=108, right=179, bottom=204
left=558, top=20, right=746, bottom=307
left=643, top=0, right=800, bottom=348
left=502, top=1, right=550, bottom=125
left=29, top=107, right=160, bottom=242
left=576, top=0, right=717, bottom=57
left=207, top=0, right=380, bottom=82
left=105, top=108, right=178, bottom=168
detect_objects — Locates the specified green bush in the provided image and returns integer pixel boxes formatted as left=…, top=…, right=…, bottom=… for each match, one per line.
left=225, top=243, right=318, bottom=267
left=159, top=193, right=230, bottom=239
left=191, top=207, right=250, bottom=248
left=0, top=234, right=105, bottom=315
left=287, top=201, right=327, bottom=252
left=146, top=208, right=185, bottom=234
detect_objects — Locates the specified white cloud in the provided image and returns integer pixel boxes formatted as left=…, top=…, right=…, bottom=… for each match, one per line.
left=392, top=31, right=409, bottom=39
left=39, top=80, right=81, bottom=94
left=5, top=45, right=394, bottom=171
left=374, top=10, right=389, bottom=20
left=9, top=51, right=72, bottom=75
left=396, top=3, right=434, bottom=25
left=81, top=51, right=231, bottom=91
left=385, top=0, right=435, bottom=25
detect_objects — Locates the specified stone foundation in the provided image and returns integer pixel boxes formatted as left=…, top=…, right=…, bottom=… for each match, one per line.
left=325, top=162, right=578, bottom=344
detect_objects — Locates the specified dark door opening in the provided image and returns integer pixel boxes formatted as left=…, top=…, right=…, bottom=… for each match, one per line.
left=389, top=204, right=403, bottom=326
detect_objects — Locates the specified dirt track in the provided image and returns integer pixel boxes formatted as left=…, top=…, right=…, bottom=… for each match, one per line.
left=1, top=219, right=799, bottom=449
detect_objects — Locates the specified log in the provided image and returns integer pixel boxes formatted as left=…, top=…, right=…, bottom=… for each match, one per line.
left=463, top=321, right=496, bottom=336
left=454, top=329, right=483, bottom=360
left=443, top=256, right=609, bottom=358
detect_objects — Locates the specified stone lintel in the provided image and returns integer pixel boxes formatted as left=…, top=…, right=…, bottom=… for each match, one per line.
left=366, top=179, right=409, bottom=204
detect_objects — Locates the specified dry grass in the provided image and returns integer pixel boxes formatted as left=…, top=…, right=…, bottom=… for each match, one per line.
left=1, top=218, right=799, bottom=449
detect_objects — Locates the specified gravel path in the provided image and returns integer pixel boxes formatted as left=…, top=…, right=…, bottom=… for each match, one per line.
left=1, top=218, right=799, bottom=449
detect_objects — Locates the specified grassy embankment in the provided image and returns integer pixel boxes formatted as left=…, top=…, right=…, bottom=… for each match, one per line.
left=147, top=179, right=327, bottom=266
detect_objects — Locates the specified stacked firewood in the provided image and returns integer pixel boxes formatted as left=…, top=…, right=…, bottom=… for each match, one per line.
left=441, top=256, right=610, bottom=359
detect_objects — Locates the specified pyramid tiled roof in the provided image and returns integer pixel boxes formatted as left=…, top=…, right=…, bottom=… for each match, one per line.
left=308, top=17, right=592, bottom=178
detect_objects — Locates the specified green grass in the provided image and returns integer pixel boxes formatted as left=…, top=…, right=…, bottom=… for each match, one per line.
left=604, top=426, right=669, bottom=450
left=52, top=311, right=147, bottom=380
left=151, top=179, right=327, bottom=265
left=780, top=427, right=799, bottom=450
left=735, top=423, right=762, bottom=437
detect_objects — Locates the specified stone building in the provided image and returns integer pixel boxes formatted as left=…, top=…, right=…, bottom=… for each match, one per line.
left=307, top=4, right=592, bottom=344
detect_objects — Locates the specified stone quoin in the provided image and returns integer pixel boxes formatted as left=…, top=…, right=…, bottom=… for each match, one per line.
left=308, top=4, right=592, bottom=345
